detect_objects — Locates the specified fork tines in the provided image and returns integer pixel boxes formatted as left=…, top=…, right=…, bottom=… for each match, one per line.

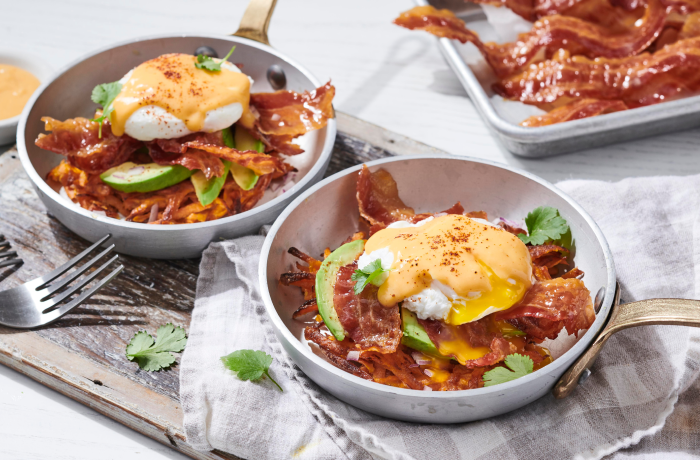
left=36, top=235, right=123, bottom=316
left=0, top=235, right=23, bottom=268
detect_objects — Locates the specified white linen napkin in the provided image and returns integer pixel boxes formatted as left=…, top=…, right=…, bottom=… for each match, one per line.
left=180, top=173, right=700, bottom=460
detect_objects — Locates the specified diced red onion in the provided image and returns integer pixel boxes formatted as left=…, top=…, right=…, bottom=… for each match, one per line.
left=423, top=369, right=434, bottom=377
left=346, top=350, right=361, bottom=361
left=412, top=351, right=431, bottom=366
left=111, top=173, right=125, bottom=180
left=423, top=385, right=433, bottom=391
left=408, top=364, right=419, bottom=368
left=497, top=217, right=521, bottom=228
left=148, top=203, right=159, bottom=223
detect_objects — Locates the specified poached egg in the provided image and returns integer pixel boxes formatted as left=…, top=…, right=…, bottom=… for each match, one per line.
left=109, top=53, right=254, bottom=141
left=359, top=214, right=533, bottom=325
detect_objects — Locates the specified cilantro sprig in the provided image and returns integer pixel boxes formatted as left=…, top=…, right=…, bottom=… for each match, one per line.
left=482, top=354, right=534, bottom=387
left=126, top=323, right=187, bottom=371
left=221, top=349, right=282, bottom=392
left=518, top=206, right=570, bottom=247
left=90, top=81, right=122, bottom=139
left=195, top=46, right=236, bottom=71
left=351, top=259, right=391, bottom=295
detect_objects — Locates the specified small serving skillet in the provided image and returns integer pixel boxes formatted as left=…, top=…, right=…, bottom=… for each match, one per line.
left=260, top=155, right=700, bottom=423
left=17, top=0, right=336, bottom=259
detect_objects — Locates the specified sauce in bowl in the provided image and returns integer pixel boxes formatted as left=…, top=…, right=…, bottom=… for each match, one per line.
left=0, top=64, right=40, bottom=120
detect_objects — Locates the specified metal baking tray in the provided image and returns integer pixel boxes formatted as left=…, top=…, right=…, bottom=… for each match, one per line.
left=418, top=0, right=700, bottom=157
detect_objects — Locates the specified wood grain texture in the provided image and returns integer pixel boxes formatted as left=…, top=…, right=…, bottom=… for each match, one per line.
left=0, top=116, right=409, bottom=460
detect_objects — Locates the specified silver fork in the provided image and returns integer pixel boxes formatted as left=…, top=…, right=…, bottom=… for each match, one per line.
left=0, top=235, right=23, bottom=268
left=0, top=235, right=124, bottom=329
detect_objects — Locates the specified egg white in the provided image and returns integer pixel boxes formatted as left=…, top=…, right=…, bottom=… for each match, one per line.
left=116, top=61, right=252, bottom=141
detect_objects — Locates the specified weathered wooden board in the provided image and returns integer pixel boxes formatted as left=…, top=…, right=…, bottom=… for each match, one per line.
left=0, top=112, right=442, bottom=460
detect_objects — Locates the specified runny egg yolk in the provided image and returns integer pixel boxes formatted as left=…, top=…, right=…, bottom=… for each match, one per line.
left=109, top=53, right=254, bottom=137
left=364, top=214, right=533, bottom=326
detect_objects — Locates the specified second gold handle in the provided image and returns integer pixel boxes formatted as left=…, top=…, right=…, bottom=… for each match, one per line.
left=553, top=284, right=700, bottom=398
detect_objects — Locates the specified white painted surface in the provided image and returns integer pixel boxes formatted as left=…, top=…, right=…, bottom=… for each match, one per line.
left=1, top=0, right=699, bottom=458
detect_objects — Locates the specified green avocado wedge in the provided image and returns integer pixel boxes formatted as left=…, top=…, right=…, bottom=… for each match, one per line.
left=100, top=162, right=193, bottom=193
left=191, top=160, right=232, bottom=206
left=222, top=125, right=262, bottom=191
left=315, top=239, right=366, bottom=341
left=401, top=308, right=448, bottom=358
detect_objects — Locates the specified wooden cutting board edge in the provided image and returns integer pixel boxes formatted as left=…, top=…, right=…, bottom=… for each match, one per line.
left=0, top=112, right=444, bottom=460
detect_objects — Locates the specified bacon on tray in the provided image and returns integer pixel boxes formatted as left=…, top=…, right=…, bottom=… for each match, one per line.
left=36, top=117, right=141, bottom=174
left=521, top=99, right=629, bottom=127
left=394, top=3, right=666, bottom=78
left=394, top=3, right=700, bottom=126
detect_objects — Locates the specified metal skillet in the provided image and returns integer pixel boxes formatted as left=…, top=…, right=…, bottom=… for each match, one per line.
left=16, top=0, right=336, bottom=259
left=260, top=155, right=700, bottom=423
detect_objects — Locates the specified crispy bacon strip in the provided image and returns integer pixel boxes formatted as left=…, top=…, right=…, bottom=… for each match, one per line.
left=334, top=262, right=402, bottom=353
left=183, top=141, right=292, bottom=178
left=394, top=3, right=666, bottom=78
left=248, top=82, right=335, bottom=156
left=496, top=278, right=595, bottom=340
left=521, top=99, right=628, bottom=127
left=148, top=142, right=227, bottom=179
left=304, top=324, right=373, bottom=379
left=35, top=117, right=142, bottom=174
left=356, top=165, right=415, bottom=226
left=495, top=37, right=700, bottom=109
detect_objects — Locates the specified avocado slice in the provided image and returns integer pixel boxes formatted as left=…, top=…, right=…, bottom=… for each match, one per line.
left=315, top=239, right=365, bottom=341
left=100, top=162, right=193, bottom=193
left=222, top=125, right=262, bottom=191
left=191, top=160, right=232, bottom=206
left=401, top=308, right=448, bottom=358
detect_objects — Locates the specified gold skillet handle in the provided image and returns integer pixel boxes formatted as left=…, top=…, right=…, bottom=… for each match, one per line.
left=233, top=0, right=278, bottom=46
left=553, top=283, right=700, bottom=398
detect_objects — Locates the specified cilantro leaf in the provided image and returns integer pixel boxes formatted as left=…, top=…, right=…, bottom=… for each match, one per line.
left=351, top=258, right=390, bottom=295
left=126, top=323, right=187, bottom=372
left=195, top=46, right=236, bottom=71
left=89, top=81, right=122, bottom=138
left=221, top=349, right=282, bottom=391
left=518, top=206, right=570, bottom=246
left=482, top=354, right=534, bottom=387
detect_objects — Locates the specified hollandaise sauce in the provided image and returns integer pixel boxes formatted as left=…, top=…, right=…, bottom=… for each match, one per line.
left=0, top=64, right=40, bottom=120
left=364, top=214, right=533, bottom=326
left=110, top=53, right=251, bottom=136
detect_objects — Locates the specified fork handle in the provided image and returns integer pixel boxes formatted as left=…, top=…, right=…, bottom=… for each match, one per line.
left=553, top=295, right=700, bottom=398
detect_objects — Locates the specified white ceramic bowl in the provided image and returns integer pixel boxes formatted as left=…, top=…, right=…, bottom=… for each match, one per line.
left=0, top=50, right=52, bottom=145
left=260, top=155, right=616, bottom=423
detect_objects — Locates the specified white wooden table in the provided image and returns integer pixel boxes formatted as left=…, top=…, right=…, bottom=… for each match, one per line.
left=2, top=0, right=699, bottom=458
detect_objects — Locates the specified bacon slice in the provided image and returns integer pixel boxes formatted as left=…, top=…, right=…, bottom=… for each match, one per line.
left=304, top=324, right=373, bottom=380
left=35, top=117, right=142, bottom=174
left=394, top=3, right=666, bottom=78
left=183, top=141, right=293, bottom=178
left=148, top=141, right=227, bottom=180
left=248, top=82, right=335, bottom=156
left=521, top=99, right=628, bottom=127
left=495, top=37, right=700, bottom=109
left=356, top=165, right=416, bottom=226
left=333, top=262, right=402, bottom=353
left=495, top=278, right=595, bottom=340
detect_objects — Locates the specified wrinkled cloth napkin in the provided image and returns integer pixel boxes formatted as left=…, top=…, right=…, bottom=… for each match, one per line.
left=180, top=173, right=700, bottom=460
